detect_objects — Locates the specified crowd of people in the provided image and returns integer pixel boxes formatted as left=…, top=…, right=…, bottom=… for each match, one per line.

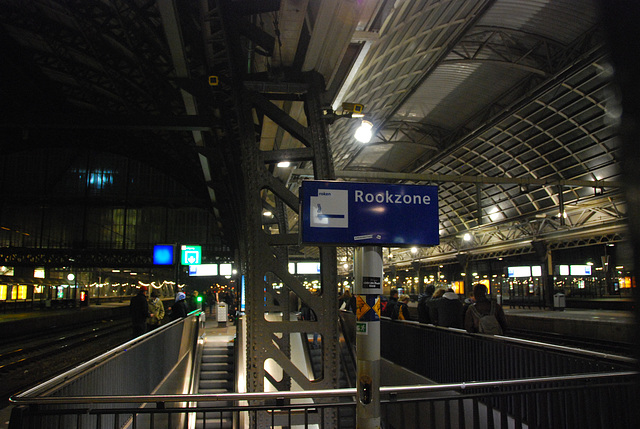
left=381, top=283, right=507, bottom=334
left=131, top=283, right=505, bottom=338
left=129, top=287, right=237, bottom=338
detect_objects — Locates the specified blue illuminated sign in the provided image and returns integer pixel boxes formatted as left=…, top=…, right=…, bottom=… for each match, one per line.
left=300, top=180, right=439, bottom=246
left=153, top=245, right=175, bottom=265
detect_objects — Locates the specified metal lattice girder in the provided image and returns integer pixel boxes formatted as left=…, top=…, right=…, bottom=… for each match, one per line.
left=386, top=222, right=626, bottom=270
left=0, top=248, right=153, bottom=268
left=380, top=231, right=626, bottom=272
left=231, top=70, right=339, bottom=426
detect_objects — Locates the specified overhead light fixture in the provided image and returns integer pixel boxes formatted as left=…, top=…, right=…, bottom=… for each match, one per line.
left=354, top=120, right=373, bottom=143
left=463, top=233, right=472, bottom=242
left=263, top=211, right=272, bottom=217
left=411, top=247, right=418, bottom=254
left=277, top=161, right=291, bottom=168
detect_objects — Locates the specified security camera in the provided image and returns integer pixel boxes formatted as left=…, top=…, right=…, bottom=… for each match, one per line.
left=341, top=102, right=364, bottom=114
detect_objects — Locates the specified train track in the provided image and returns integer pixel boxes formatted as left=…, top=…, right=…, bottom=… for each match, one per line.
left=0, top=319, right=132, bottom=407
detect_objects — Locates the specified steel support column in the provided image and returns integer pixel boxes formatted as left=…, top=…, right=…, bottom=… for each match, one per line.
left=235, top=72, right=339, bottom=427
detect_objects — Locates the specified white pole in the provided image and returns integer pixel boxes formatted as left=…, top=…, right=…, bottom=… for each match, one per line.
left=354, top=246, right=383, bottom=429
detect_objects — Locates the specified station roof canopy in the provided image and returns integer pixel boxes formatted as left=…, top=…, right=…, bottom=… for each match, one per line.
left=0, top=0, right=626, bottom=267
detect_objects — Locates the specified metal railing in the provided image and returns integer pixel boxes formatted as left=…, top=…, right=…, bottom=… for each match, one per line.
left=10, top=310, right=205, bottom=429
left=380, top=318, right=637, bottom=384
left=9, top=372, right=638, bottom=428
left=9, top=311, right=640, bottom=428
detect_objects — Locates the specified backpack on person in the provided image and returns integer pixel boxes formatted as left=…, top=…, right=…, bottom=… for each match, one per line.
left=469, top=301, right=503, bottom=335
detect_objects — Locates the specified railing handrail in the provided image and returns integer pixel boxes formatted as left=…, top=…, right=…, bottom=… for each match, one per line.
left=10, top=310, right=204, bottom=400
left=381, top=315, right=637, bottom=364
left=10, top=371, right=637, bottom=405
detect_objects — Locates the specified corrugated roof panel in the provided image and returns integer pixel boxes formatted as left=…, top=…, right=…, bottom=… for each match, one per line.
left=395, top=61, right=528, bottom=129
left=479, top=0, right=600, bottom=44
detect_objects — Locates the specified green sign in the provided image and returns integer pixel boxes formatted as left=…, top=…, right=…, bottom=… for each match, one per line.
left=181, top=245, right=202, bottom=265
left=356, top=322, right=368, bottom=335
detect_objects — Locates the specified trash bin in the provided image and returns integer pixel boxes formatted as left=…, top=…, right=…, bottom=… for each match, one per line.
left=217, top=302, right=228, bottom=324
left=553, top=293, right=565, bottom=311
left=496, top=294, right=503, bottom=305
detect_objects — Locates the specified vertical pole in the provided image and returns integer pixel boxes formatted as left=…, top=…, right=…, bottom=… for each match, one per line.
left=557, top=185, right=565, bottom=226
left=476, top=183, right=483, bottom=226
left=354, top=246, right=383, bottom=429
left=545, top=247, right=554, bottom=308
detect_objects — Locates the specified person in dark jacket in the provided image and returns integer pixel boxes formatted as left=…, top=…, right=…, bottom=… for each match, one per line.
left=338, top=290, right=356, bottom=314
left=189, top=290, right=201, bottom=311
left=427, top=287, right=446, bottom=324
left=206, top=290, right=216, bottom=316
left=432, top=288, right=463, bottom=328
left=391, top=294, right=411, bottom=320
left=381, top=289, right=398, bottom=317
left=299, top=299, right=319, bottom=347
left=462, top=291, right=475, bottom=322
left=129, top=286, right=151, bottom=337
left=417, top=285, right=436, bottom=324
left=171, top=292, right=189, bottom=320
left=464, top=283, right=507, bottom=334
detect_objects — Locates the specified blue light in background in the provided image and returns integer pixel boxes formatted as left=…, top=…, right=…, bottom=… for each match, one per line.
left=153, top=245, right=175, bottom=265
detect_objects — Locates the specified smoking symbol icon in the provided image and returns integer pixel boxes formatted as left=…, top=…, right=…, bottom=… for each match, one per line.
left=310, top=189, right=348, bottom=228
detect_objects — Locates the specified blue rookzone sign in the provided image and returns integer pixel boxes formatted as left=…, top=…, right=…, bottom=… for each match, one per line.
left=300, top=180, right=439, bottom=246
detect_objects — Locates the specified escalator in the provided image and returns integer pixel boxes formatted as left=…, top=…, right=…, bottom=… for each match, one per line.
left=194, top=335, right=235, bottom=429
left=305, top=310, right=358, bottom=428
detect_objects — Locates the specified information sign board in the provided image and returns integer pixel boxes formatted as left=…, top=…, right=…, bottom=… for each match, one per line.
left=181, top=245, right=201, bottom=265
left=300, top=180, right=439, bottom=246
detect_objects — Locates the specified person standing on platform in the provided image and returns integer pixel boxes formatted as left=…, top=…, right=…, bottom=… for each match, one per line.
left=432, top=288, right=463, bottom=328
left=171, top=292, right=189, bottom=320
left=130, top=286, right=151, bottom=337
left=146, top=290, right=165, bottom=331
left=417, top=284, right=436, bottom=324
left=464, top=283, right=507, bottom=335
left=189, top=290, right=200, bottom=311
left=381, top=288, right=398, bottom=317
left=462, top=290, right=475, bottom=322
left=206, top=289, right=216, bottom=316
left=338, top=289, right=356, bottom=313
left=391, top=294, right=411, bottom=320
left=300, top=299, right=319, bottom=347
left=428, top=287, right=446, bottom=324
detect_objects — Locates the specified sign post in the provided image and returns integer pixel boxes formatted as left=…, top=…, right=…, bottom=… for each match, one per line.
left=299, top=180, right=439, bottom=428
left=354, top=246, right=383, bottom=429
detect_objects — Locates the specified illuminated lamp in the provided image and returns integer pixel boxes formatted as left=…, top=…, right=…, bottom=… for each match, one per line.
left=354, top=120, right=373, bottom=143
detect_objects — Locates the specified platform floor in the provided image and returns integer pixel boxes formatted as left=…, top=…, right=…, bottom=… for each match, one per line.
left=0, top=300, right=127, bottom=322
left=202, top=314, right=237, bottom=342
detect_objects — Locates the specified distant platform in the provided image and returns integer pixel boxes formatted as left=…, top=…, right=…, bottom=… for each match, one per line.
left=0, top=301, right=132, bottom=339
left=3, top=299, right=637, bottom=346
left=504, top=307, right=635, bottom=344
